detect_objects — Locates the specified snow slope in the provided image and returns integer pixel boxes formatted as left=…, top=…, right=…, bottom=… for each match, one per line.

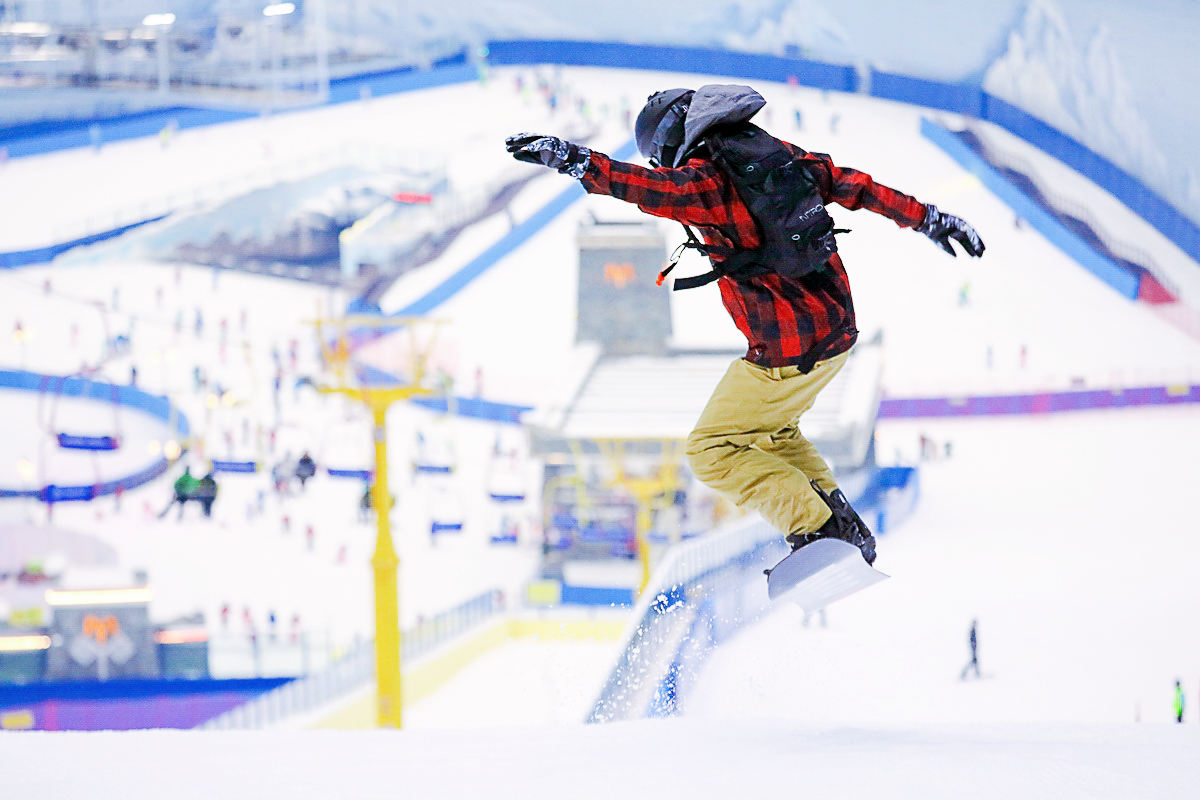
left=2, top=60, right=1200, bottom=761
left=4, top=719, right=1197, bottom=799
left=687, top=407, right=1200, bottom=726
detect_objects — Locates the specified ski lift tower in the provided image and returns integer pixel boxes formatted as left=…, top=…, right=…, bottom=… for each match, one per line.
left=312, top=314, right=443, bottom=729
left=595, top=438, right=685, bottom=595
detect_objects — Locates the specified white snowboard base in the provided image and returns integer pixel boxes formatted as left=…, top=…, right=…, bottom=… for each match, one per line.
left=766, top=538, right=889, bottom=613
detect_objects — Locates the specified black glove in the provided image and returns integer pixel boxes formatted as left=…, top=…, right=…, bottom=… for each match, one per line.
left=505, top=133, right=591, bottom=179
left=916, top=204, right=985, bottom=258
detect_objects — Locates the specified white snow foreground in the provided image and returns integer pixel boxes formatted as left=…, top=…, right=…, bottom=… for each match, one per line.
left=5, top=719, right=1197, bottom=799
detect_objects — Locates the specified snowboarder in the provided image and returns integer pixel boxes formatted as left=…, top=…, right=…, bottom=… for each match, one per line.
left=961, top=619, right=981, bottom=680
left=506, top=84, right=984, bottom=566
left=1175, top=680, right=1185, bottom=723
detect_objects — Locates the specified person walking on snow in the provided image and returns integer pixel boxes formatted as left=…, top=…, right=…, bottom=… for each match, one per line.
left=1175, top=680, right=1185, bottom=723
left=506, top=85, right=984, bottom=563
left=961, top=619, right=981, bottom=680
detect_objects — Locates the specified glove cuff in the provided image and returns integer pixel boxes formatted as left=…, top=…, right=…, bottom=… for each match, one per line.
left=917, top=203, right=940, bottom=234
left=560, top=145, right=592, bottom=179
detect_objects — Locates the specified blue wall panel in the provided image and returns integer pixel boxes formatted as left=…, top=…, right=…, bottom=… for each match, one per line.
left=870, top=71, right=984, bottom=116
left=487, top=40, right=857, bottom=92
left=981, top=95, right=1200, bottom=263
left=921, top=118, right=1140, bottom=299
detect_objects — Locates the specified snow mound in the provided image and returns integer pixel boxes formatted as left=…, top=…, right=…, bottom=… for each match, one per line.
left=982, top=0, right=1174, bottom=210
left=702, top=0, right=857, bottom=63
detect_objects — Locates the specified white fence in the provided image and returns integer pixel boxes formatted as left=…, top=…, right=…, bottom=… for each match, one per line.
left=200, top=589, right=504, bottom=729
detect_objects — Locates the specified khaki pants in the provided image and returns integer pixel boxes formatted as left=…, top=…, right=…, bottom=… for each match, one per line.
left=685, top=350, right=850, bottom=537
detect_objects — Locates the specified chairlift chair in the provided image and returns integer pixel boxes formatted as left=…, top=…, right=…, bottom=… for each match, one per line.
left=40, top=374, right=123, bottom=452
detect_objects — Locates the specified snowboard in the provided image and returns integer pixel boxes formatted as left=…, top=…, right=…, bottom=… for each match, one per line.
left=765, top=538, right=888, bottom=613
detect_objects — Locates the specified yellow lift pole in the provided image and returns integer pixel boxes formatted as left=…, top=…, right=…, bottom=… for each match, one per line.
left=312, top=315, right=442, bottom=729
left=597, top=439, right=684, bottom=597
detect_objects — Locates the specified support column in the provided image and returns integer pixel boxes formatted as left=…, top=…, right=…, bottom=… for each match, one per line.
left=370, top=402, right=402, bottom=728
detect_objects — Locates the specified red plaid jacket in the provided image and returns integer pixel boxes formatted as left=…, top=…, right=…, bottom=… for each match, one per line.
left=580, top=145, right=927, bottom=368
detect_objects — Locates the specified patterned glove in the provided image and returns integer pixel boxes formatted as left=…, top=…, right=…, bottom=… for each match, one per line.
left=505, top=133, right=591, bottom=179
left=916, top=204, right=986, bottom=258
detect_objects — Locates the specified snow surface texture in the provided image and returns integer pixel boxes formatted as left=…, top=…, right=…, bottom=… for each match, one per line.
left=4, top=720, right=1199, bottom=799
left=2, top=63, right=1200, bottom=791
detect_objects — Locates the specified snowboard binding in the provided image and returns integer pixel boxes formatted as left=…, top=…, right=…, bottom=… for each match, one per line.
left=784, top=481, right=876, bottom=565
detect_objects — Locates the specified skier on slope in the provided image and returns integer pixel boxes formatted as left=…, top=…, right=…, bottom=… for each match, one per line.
left=506, top=85, right=984, bottom=563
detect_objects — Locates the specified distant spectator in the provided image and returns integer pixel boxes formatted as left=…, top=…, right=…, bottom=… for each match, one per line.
left=1175, top=680, right=1185, bottom=723
left=295, top=452, right=316, bottom=490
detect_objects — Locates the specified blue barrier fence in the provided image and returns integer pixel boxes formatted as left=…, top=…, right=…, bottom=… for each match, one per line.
left=880, top=383, right=1200, bottom=419
left=0, top=214, right=170, bottom=269
left=0, top=107, right=254, bottom=160
left=485, top=39, right=1200, bottom=269
left=0, top=58, right=477, bottom=162
left=920, top=118, right=1141, bottom=300
left=0, top=369, right=190, bottom=501
left=0, top=677, right=291, bottom=731
left=488, top=40, right=857, bottom=92
left=869, top=70, right=983, bottom=116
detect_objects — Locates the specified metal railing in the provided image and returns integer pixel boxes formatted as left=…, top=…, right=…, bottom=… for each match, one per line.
left=199, top=589, right=505, bottom=729
left=201, top=637, right=374, bottom=730
left=588, top=513, right=784, bottom=722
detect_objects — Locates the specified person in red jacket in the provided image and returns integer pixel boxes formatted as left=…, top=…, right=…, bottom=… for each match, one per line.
left=506, top=85, right=984, bottom=564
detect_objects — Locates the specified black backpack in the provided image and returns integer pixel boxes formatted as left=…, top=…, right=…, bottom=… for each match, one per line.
left=658, top=123, right=849, bottom=291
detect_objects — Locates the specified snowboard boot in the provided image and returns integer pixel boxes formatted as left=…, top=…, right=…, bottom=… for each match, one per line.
left=828, top=487, right=876, bottom=566
left=784, top=482, right=877, bottom=565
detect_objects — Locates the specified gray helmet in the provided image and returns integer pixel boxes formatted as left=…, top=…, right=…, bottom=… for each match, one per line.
left=635, top=88, right=694, bottom=167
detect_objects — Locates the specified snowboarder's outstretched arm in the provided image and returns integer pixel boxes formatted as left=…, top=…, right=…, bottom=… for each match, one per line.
left=795, top=147, right=985, bottom=258
left=505, top=132, right=984, bottom=258
left=507, top=133, right=736, bottom=229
